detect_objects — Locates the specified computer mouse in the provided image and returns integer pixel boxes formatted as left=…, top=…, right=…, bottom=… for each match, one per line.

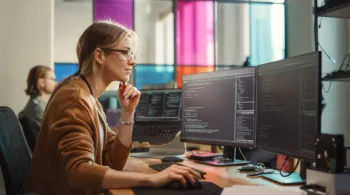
left=166, top=180, right=183, bottom=189
left=189, top=178, right=203, bottom=189
left=165, top=178, right=202, bottom=189
left=161, top=156, right=184, bottom=162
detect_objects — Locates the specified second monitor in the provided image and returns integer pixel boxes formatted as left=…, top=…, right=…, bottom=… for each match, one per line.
left=181, top=67, right=256, bottom=166
left=256, top=51, right=321, bottom=184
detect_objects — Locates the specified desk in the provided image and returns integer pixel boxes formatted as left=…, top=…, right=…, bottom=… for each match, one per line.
left=106, top=157, right=282, bottom=195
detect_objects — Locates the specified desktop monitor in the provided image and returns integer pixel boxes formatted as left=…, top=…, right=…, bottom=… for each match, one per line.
left=256, top=51, right=321, bottom=184
left=181, top=67, right=256, bottom=166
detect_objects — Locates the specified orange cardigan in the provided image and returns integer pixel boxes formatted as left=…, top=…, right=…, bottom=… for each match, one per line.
left=26, top=78, right=130, bottom=195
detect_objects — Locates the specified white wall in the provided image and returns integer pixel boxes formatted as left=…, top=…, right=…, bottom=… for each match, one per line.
left=0, top=1, right=54, bottom=193
left=134, top=0, right=173, bottom=64
left=286, top=0, right=350, bottom=145
left=0, top=3, right=5, bottom=192
left=286, top=0, right=313, bottom=57
left=0, top=0, right=93, bottom=111
left=0, top=0, right=54, bottom=115
left=54, top=0, right=92, bottom=63
left=320, top=17, right=349, bottom=144
left=315, top=0, right=350, bottom=145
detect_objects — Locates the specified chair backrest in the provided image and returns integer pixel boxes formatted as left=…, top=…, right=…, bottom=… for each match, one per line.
left=18, top=113, right=40, bottom=153
left=0, top=106, right=32, bottom=195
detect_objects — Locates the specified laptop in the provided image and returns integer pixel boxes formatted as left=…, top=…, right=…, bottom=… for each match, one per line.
left=132, top=89, right=182, bottom=145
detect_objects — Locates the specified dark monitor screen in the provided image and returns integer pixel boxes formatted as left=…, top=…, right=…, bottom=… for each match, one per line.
left=98, top=91, right=119, bottom=113
left=181, top=67, right=256, bottom=148
left=256, top=51, right=321, bottom=163
left=135, top=89, right=182, bottom=122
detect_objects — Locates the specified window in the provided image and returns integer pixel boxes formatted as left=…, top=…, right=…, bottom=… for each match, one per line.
left=134, top=64, right=174, bottom=90
left=250, top=3, right=285, bottom=66
left=93, top=0, right=286, bottom=88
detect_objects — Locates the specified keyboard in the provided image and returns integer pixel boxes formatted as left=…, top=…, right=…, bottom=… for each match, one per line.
left=132, top=123, right=181, bottom=144
left=133, top=123, right=180, bottom=136
left=149, top=162, right=207, bottom=176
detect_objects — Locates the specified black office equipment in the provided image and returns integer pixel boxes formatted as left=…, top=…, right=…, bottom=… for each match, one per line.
left=18, top=112, right=40, bottom=153
left=189, top=152, right=222, bottom=161
left=132, top=89, right=182, bottom=144
left=161, top=156, right=184, bottom=162
left=238, top=165, right=259, bottom=172
left=181, top=67, right=256, bottom=166
left=256, top=51, right=322, bottom=185
left=132, top=182, right=223, bottom=195
left=165, top=178, right=202, bottom=189
left=149, top=162, right=207, bottom=177
left=315, top=133, right=344, bottom=173
left=247, top=170, right=275, bottom=177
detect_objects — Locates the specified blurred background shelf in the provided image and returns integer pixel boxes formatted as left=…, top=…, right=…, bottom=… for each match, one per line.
left=322, top=74, right=350, bottom=82
left=315, top=0, right=350, bottom=18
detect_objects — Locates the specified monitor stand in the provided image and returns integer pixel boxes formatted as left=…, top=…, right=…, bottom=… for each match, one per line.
left=261, top=160, right=309, bottom=185
left=195, top=146, right=250, bottom=166
left=129, top=134, right=186, bottom=159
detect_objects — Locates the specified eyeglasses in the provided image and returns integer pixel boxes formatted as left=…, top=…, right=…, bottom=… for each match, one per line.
left=101, top=48, right=135, bottom=61
left=45, top=77, right=56, bottom=82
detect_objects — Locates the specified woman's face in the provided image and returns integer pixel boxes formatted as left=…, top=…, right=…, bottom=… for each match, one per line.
left=102, top=36, right=136, bottom=83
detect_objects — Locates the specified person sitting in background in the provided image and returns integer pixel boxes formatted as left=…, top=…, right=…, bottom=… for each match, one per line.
left=19, top=65, right=56, bottom=152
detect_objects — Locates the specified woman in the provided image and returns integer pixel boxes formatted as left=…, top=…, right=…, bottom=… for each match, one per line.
left=19, top=65, right=56, bottom=151
left=26, top=21, right=200, bottom=195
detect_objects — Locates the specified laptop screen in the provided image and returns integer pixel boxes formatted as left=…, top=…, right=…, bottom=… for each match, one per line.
left=135, top=89, right=182, bottom=122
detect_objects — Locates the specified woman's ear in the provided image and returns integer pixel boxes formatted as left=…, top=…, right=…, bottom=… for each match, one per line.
left=94, top=48, right=105, bottom=64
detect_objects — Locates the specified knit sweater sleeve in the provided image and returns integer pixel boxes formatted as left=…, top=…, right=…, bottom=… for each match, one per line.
left=102, top=128, right=130, bottom=170
left=51, top=101, right=109, bottom=191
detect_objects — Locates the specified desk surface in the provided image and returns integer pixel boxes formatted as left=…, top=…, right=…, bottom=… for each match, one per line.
left=106, top=157, right=284, bottom=195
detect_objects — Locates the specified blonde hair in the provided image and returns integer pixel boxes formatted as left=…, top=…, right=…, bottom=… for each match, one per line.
left=52, top=20, right=137, bottom=95
left=76, top=20, right=137, bottom=76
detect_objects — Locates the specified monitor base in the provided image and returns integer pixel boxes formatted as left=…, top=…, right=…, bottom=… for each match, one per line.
left=262, top=172, right=305, bottom=185
left=195, top=158, right=250, bottom=166
left=194, top=146, right=251, bottom=166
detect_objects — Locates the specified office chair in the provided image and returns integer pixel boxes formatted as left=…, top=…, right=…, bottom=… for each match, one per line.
left=0, top=106, right=32, bottom=195
left=18, top=113, right=40, bottom=153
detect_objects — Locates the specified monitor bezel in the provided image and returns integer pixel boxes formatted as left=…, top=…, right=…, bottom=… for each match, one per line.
left=180, top=67, right=257, bottom=149
left=256, top=51, right=322, bottom=163
left=135, top=88, right=182, bottom=122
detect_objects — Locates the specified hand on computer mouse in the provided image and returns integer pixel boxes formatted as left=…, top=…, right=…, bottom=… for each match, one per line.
left=148, top=164, right=202, bottom=188
left=166, top=178, right=203, bottom=189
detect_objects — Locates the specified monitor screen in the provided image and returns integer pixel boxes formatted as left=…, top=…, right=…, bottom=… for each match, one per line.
left=135, top=89, right=182, bottom=121
left=256, top=51, right=321, bottom=162
left=181, top=67, right=256, bottom=148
